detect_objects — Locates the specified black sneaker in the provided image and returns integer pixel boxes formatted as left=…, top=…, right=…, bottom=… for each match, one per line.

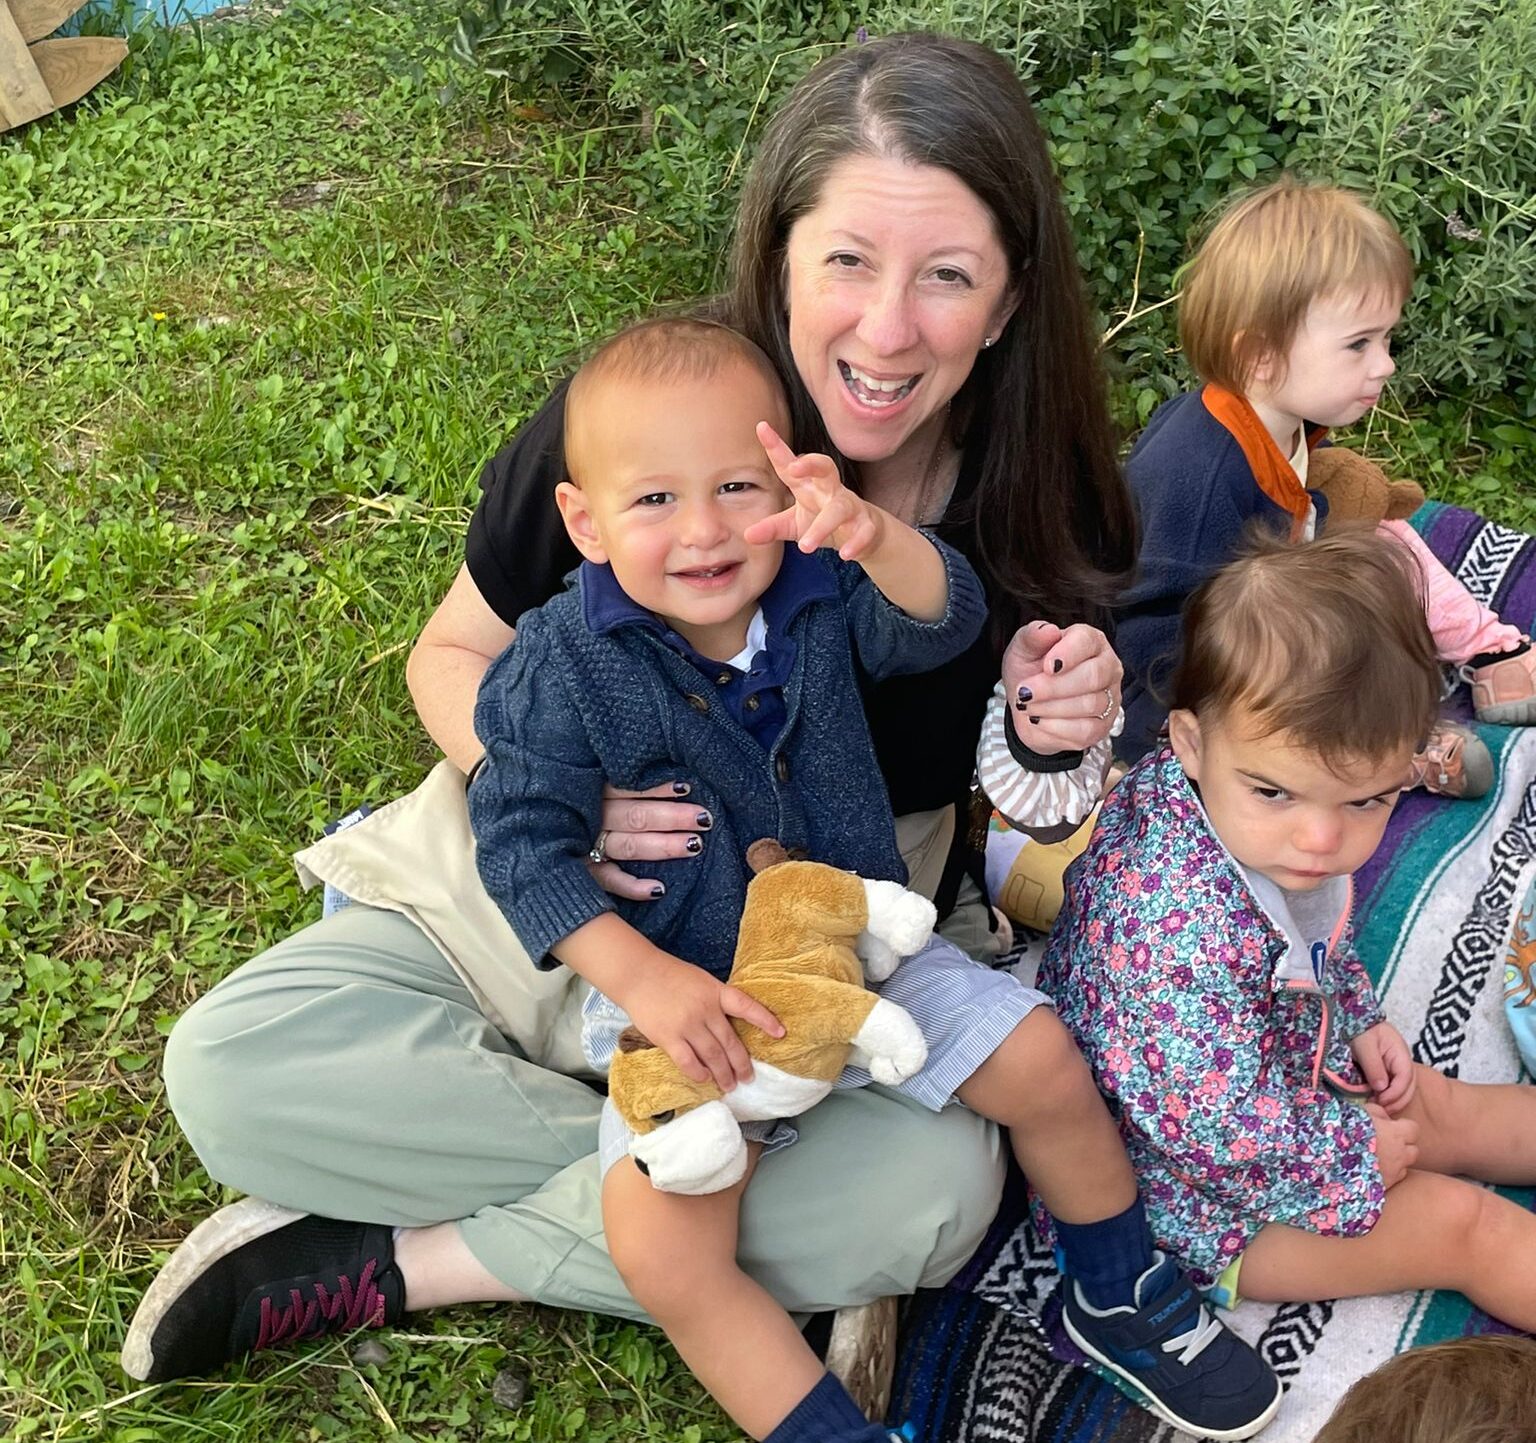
left=1061, top=1251, right=1281, bottom=1440
left=122, top=1197, right=405, bottom=1383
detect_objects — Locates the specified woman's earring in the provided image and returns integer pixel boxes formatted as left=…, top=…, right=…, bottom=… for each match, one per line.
left=981, top=336, right=995, bottom=349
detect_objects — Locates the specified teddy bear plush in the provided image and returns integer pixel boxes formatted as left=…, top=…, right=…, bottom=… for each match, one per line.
left=607, top=840, right=934, bottom=1195
left=1307, top=446, right=1426, bottom=522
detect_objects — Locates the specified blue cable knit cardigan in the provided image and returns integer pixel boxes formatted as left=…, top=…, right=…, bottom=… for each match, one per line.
left=469, top=539, right=987, bottom=976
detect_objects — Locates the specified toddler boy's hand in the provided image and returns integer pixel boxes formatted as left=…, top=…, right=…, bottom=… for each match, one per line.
left=746, top=421, right=886, bottom=561
left=1365, top=1102, right=1420, bottom=1188
left=1351, top=1022, right=1417, bottom=1113
left=624, top=958, right=784, bottom=1094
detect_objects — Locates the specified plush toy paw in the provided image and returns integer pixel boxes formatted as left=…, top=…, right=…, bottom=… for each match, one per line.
left=629, top=1100, right=749, bottom=1195
left=849, top=996, right=929, bottom=1085
left=857, top=880, right=937, bottom=980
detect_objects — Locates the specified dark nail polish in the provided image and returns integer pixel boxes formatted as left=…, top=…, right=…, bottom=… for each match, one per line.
left=1052, top=658, right=1063, bottom=673
left=671, top=781, right=690, bottom=796
left=696, top=811, right=713, bottom=829
left=1017, top=685, right=1033, bottom=704
left=1015, top=699, right=1027, bottom=711
left=1029, top=714, right=1040, bottom=725
left=650, top=884, right=666, bottom=898
left=686, top=835, right=703, bottom=854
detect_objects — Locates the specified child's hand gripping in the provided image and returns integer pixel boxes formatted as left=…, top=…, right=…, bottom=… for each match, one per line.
left=620, top=954, right=784, bottom=1095
left=1364, top=1103, right=1420, bottom=1188
left=745, top=422, right=887, bottom=561
left=1351, top=1021, right=1418, bottom=1114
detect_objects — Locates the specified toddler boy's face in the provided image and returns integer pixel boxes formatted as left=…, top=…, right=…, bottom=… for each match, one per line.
left=558, top=362, right=791, bottom=660
left=1258, top=290, right=1401, bottom=432
left=1169, top=703, right=1412, bottom=892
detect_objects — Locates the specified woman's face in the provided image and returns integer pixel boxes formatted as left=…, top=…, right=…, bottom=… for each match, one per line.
left=785, top=152, right=1018, bottom=472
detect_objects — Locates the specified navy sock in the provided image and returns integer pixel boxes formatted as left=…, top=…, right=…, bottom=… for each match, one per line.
left=763, top=1372, right=891, bottom=1443
left=1054, top=1197, right=1156, bottom=1310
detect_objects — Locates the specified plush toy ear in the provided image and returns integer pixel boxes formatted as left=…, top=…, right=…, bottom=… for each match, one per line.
left=746, top=838, right=791, bottom=874
left=617, top=1026, right=657, bottom=1053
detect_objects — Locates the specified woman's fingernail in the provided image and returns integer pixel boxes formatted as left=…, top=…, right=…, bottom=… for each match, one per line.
left=650, top=884, right=666, bottom=898
left=696, top=811, right=713, bottom=829
left=672, top=782, right=690, bottom=796
left=1017, top=685, right=1033, bottom=704
left=1029, top=714, right=1041, bottom=725
left=1052, top=658, right=1063, bottom=673
left=686, top=835, right=703, bottom=854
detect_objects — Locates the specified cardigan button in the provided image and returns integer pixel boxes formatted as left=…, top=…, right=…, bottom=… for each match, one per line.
left=744, top=695, right=761, bottom=711
left=715, top=670, right=732, bottom=685
left=685, top=694, right=709, bottom=713
left=775, top=755, right=790, bottom=782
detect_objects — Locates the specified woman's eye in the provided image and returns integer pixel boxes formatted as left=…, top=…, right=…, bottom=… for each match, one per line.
left=932, top=266, right=971, bottom=286
left=829, top=252, right=862, bottom=269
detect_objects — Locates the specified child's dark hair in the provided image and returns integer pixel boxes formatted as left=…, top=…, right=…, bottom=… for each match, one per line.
left=1170, top=525, right=1440, bottom=769
left=1313, top=1335, right=1536, bottom=1443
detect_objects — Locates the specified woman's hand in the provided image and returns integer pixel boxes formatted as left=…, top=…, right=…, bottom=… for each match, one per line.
left=1005, top=620, right=1124, bottom=755
left=588, top=783, right=712, bottom=900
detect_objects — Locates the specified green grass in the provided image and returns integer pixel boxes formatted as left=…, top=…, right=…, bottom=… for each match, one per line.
left=2, top=3, right=1533, bottom=1440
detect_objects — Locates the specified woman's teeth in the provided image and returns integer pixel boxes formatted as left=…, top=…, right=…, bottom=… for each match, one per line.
left=840, top=362, right=917, bottom=407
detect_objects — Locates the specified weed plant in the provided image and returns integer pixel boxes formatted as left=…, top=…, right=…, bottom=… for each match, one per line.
left=2, top=1, right=1532, bottom=1441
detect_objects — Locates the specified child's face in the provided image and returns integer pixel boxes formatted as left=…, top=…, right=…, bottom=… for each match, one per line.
left=1168, top=704, right=1412, bottom=891
left=1252, top=290, right=1401, bottom=432
left=557, top=363, right=791, bottom=659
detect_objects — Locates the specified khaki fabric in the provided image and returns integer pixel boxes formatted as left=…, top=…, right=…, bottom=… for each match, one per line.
left=293, top=759, right=596, bottom=1079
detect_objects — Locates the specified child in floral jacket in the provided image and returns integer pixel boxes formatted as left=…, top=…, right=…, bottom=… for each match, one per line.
left=1043, top=527, right=1536, bottom=1327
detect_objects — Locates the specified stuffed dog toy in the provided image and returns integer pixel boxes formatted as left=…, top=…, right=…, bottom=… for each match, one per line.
left=607, top=840, right=934, bottom=1194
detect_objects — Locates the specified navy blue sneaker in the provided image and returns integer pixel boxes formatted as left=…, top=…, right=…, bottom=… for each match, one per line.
left=1061, top=1251, right=1281, bottom=1439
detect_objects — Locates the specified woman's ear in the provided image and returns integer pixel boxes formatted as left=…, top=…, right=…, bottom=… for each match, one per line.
left=1167, top=709, right=1203, bottom=782
left=555, top=481, right=608, bottom=565
left=986, top=289, right=1021, bottom=348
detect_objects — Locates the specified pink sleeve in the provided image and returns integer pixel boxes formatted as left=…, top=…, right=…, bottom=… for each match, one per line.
left=1378, top=519, right=1522, bottom=663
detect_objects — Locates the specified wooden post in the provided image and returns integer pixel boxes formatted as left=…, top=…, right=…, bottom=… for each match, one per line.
left=0, top=0, right=127, bottom=133
left=0, top=0, right=53, bottom=128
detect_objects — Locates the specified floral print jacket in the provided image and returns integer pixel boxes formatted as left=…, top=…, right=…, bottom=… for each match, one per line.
left=1040, top=747, right=1387, bottom=1285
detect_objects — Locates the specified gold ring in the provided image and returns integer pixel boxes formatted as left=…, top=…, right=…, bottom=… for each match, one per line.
left=1097, top=688, right=1116, bottom=721
left=588, top=830, right=610, bottom=865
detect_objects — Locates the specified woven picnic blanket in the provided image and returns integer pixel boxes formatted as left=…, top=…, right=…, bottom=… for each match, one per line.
left=892, top=502, right=1536, bottom=1442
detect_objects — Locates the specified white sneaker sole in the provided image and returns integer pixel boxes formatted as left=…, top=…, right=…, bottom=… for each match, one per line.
left=1062, top=1310, right=1283, bottom=1441
left=121, top=1196, right=305, bottom=1382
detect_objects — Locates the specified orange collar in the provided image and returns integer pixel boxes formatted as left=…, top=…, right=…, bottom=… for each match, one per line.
left=1200, top=384, right=1327, bottom=541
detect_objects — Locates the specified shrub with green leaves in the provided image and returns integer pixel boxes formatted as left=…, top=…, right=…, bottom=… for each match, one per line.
left=449, top=0, right=1536, bottom=423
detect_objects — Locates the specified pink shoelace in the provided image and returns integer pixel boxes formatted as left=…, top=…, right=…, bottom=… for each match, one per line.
left=253, top=1257, right=388, bottom=1350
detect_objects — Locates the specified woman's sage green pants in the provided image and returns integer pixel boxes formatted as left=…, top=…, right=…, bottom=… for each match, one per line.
left=163, top=902, right=1006, bottom=1321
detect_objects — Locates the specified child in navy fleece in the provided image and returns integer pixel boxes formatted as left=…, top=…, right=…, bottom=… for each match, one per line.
left=1117, top=177, right=1534, bottom=776
left=468, top=317, right=1277, bottom=1443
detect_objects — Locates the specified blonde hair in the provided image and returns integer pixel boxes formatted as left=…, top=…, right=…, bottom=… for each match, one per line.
left=1180, top=176, right=1414, bottom=392
left=1170, top=525, right=1440, bottom=770
left=1314, top=1335, right=1536, bottom=1443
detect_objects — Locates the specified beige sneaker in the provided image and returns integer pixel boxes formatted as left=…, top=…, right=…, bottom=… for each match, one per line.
left=825, top=1295, right=899, bottom=1422
left=1408, top=720, right=1494, bottom=799
left=1467, top=644, right=1536, bottom=726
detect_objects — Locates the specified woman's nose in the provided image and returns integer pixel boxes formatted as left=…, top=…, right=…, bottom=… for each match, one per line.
left=856, top=277, right=919, bottom=356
